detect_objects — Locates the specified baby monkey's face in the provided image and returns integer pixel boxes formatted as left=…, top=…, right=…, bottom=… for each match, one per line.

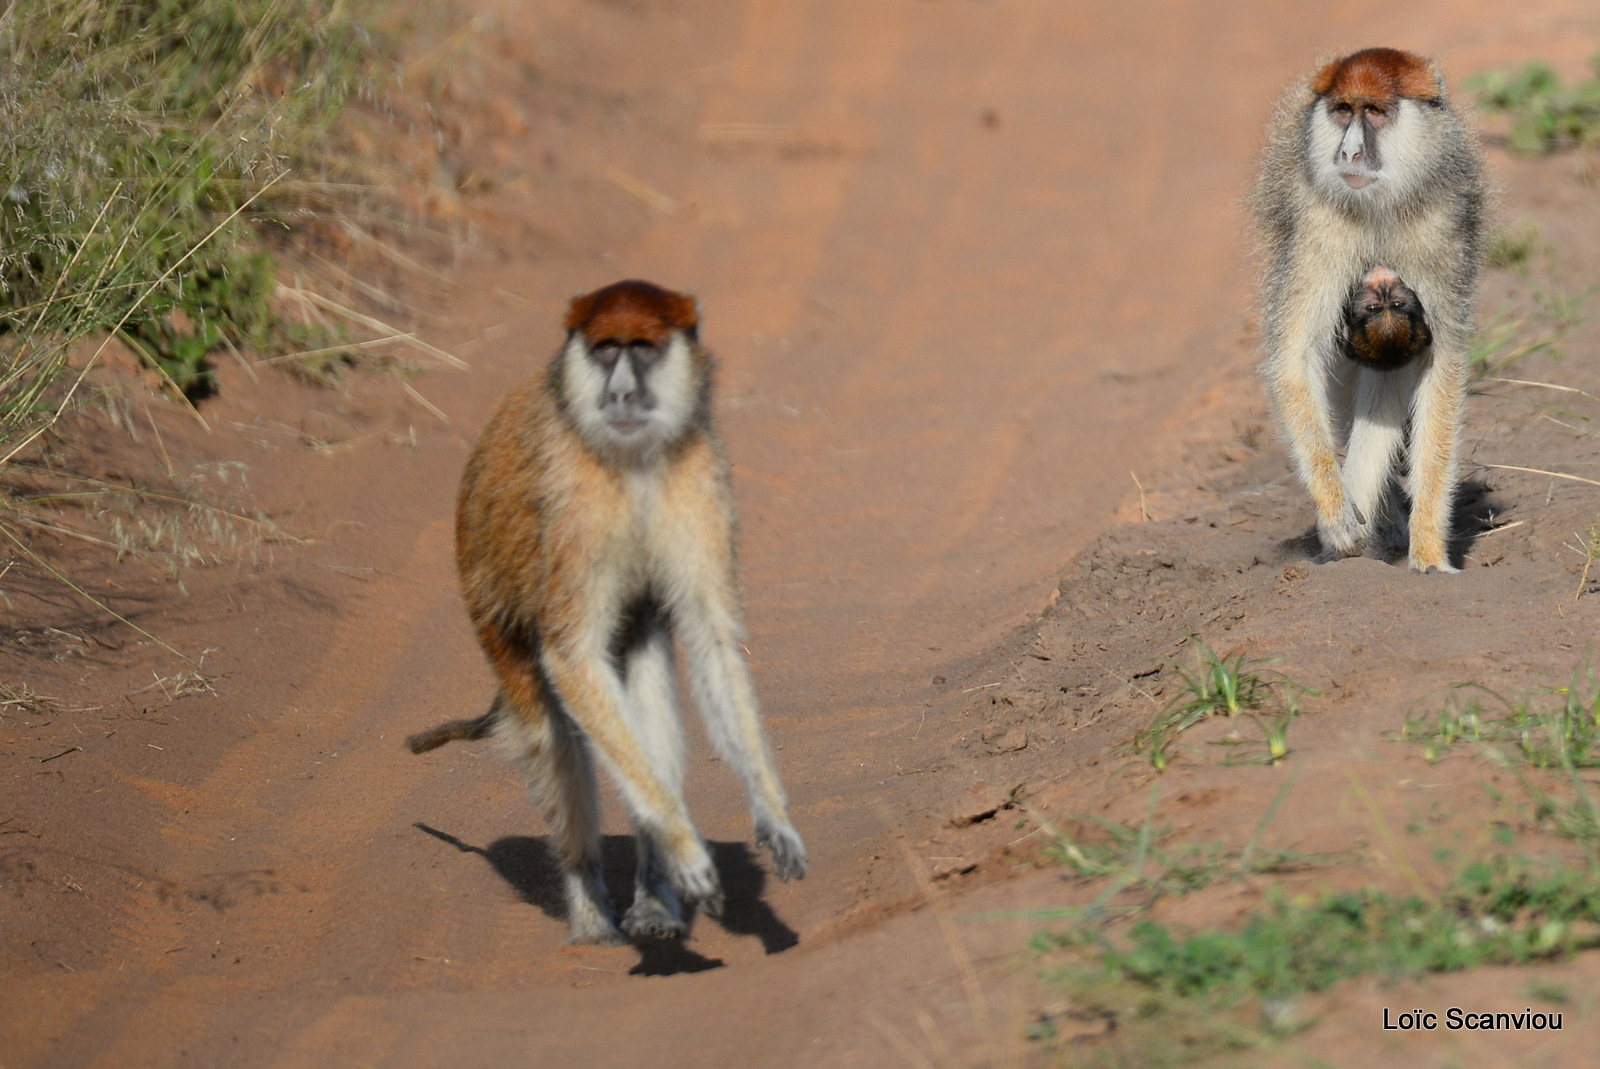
left=1340, top=266, right=1431, bottom=372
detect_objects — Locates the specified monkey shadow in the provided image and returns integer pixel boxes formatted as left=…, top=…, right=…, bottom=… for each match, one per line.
left=1448, top=477, right=1501, bottom=565
left=1275, top=476, right=1499, bottom=570
left=413, top=823, right=800, bottom=977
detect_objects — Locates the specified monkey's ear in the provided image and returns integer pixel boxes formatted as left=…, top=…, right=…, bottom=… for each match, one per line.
left=662, top=292, right=700, bottom=335
left=565, top=290, right=599, bottom=333
left=1425, top=60, right=1448, bottom=103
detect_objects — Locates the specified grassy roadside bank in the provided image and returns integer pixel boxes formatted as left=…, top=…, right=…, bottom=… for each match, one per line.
left=0, top=0, right=388, bottom=463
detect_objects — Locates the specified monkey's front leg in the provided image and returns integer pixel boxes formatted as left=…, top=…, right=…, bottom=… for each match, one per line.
left=1406, top=350, right=1466, bottom=573
left=677, top=601, right=807, bottom=882
left=540, top=648, right=726, bottom=915
left=1265, top=340, right=1362, bottom=559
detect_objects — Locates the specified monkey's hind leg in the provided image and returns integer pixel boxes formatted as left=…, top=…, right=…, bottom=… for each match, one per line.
left=617, top=621, right=690, bottom=939
left=499, top=697, right=625, bottom=945
left=481, top=623, right=624, bottom=946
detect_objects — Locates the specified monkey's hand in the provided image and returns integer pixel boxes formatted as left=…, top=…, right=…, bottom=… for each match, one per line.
left=1315, top=495, right=1364, bottom=562
left=756, top=817, right=808, bottom=882
left=672, top=842, right=726, bottom=919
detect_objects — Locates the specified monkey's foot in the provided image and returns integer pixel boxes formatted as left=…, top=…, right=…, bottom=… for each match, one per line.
left=622, top=891, right=687, bottom=940
left=1408, top=531, right=1459, bottom=574
left=756, top=818, right=808, bottom=882
left=563, top=871, right=627, bottom=945
left=566, top=914, right=628, bottom=946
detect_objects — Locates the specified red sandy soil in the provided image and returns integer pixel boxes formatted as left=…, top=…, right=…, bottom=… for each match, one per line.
left=5, top=1, right=1600, bottom=1066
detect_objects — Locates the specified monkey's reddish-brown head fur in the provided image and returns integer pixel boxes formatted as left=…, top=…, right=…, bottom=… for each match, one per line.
left=564, top=280, right=699, bottom=346
left=1311, top=48, right=1441, bottom=105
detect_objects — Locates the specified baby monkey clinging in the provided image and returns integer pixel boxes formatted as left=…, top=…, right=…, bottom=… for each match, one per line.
left=1340, top=266, right=1432, bottom=372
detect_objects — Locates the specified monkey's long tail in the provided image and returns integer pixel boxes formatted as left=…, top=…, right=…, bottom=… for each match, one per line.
left=406, top=709, right=497, bottom=754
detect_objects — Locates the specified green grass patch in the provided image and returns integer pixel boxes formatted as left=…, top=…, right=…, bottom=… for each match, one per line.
left=1022, top=784, right=1343, bottom=929
left=1033, top=856, right=1600, bottom=1064
left=1486, top=219, right=1541, bottom=270
left=1133, top=641, right=1313, bottom=770
left=1396, top=673, right=1600, bottom=861
left=1470, top=53, right=1600, bottom=155
left=1398, top=672, right=1600, bottom=770
left=1468, top=253, right=1593, bottom=380
left=0, top=0, right=383, bottom=456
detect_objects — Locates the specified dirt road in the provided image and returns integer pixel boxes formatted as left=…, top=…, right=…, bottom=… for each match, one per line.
left=5, top=1, right=1600, bottom=1066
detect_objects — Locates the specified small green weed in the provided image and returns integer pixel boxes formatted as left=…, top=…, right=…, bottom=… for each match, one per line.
left=1023, top=780, right=1342, bottom=932
left=1399, top=673, right=1600, bottom=769
left=1486, top=219, right=1540, bottom=270
left=1247, top=700, right=1298, bottom=766
left=1522, top=977, right=1571, bottom=1004
left=1035, top=817, right=1330, bottom=920
left=1468, top=258, right=1593, bottom=379
left=1134, top=641, right=1312, bottom=770
left=1397, top=672, right=1600, bottom=862
left=1470, top=54, right=1600, bottom=155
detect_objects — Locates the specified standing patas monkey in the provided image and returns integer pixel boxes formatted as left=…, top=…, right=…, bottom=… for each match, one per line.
left=1254, top=47, right=1485, bottom=571
left=409, top=280, right=806, bottom=944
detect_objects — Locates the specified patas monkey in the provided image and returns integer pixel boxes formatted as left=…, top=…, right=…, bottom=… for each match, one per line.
left=409, top=280, right=807, bottom=944
left=1254, top=47, right=1485, bottom=571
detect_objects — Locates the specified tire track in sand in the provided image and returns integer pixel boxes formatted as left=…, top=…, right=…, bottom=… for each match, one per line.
left=73, top=519, right=465, bottom=1068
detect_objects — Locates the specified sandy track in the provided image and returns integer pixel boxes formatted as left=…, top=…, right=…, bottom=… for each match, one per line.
left=6, top=1, right=1600, bottom=1066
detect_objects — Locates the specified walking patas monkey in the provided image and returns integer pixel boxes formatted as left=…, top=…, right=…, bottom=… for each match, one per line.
left=409, top=280, right=806, bottom=944
left=1254, top=47, right=1485, bottom=571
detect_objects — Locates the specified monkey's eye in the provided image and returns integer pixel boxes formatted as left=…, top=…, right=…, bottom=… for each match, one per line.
left=629, top=342, right=663, bottom=368
left=591, top=342, right=622, bottom=368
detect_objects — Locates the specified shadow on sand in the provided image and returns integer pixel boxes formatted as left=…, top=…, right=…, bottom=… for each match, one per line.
left=1275, top=475, right=1498, bottom=569
left=415, top=823, right=800, bottom=977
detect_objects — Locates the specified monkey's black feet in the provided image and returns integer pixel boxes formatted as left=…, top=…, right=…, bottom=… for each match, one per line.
left=622, top=892, right=688, bottom=940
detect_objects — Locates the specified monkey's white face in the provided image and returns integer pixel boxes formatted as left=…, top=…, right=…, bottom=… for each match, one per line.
left=1306, top=97, right=1439, bottom=212
left=561, top=331, right=698, bottom=459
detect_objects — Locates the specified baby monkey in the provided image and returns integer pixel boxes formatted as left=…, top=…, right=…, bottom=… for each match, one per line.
left=409, top=279, right=806, bottom=945
left=1340, top=266, right=1432, bottom=372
